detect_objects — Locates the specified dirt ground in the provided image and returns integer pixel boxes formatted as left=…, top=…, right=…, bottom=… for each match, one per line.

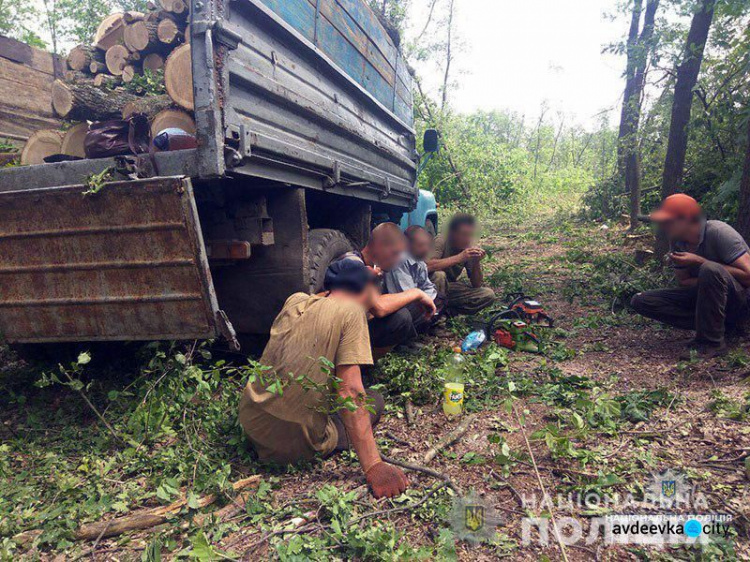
left=225, top=222, right=750, bottom=561
left=3, top=221, right=749, bottom=561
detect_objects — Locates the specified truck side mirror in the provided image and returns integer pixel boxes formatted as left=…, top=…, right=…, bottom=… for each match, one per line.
left=423, top=129, right=440, bottom=153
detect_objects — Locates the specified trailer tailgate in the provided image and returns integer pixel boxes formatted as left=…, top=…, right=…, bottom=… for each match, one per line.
left=0, top=176, right=235, bottom=345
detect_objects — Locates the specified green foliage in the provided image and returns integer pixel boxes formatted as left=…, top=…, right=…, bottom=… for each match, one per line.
left=417, top=109, right=615, bottom=219
left=0, top=342, right=265, bottom=553
left=373, top=344, right=508, bottom=410
left=82, top=167, right=114, bottom=196
left=708, top=390, right=750, bottom=421
left=123, top=69, right=167, bottom=96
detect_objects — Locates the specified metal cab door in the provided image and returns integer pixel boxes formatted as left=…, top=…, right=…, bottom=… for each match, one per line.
left=0, top=176, right=237, bottom=346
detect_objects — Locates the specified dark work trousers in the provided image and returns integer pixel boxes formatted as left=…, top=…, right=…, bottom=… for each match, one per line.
left=368, top=304, right=423, bottom=348
left=630, top=262, right=749, bottom=344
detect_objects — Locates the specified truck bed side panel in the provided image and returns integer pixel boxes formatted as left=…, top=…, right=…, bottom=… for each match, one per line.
left=221, top=0, right=417, bottom=208
left=0, top=177, right=224, bottom=343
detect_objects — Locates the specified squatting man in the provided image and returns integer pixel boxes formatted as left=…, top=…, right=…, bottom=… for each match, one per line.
left=631, top=194, right=750, bottom=359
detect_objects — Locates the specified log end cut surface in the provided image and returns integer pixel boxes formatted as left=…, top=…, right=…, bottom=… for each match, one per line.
left=61, top=122, right=89, bottom=158
left=21, top=130, right=64, bottom=165
left=51, top=80, right=74, bottom=118
left=164, top=43, right=193, bottom=111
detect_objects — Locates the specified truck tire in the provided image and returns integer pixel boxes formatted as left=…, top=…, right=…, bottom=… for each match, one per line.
left=308, top=229, right=354, bottom=294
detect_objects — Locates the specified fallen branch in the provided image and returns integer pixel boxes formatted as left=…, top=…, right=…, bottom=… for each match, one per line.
left=348, top=482, right=448, bottom=525
left=384, top=431, right=411, bottom=448
left=381, top=454, right=459, bottom=493
left=423, top=414, right=475, bottom=464
left=512, top=404, right=569, bottom=562
left=75, top=476, right=260, bottom=541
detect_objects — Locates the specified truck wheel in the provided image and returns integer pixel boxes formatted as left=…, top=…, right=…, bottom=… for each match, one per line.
left=308, top=229, right=354, bottom=294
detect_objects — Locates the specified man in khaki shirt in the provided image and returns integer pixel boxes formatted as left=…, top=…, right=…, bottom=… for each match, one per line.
left=428, top=213, right=495, bottom=315
left=239, top=259, right=408, bottom=499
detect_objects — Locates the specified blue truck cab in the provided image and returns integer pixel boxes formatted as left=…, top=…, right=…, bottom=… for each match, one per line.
left=400, top=189, right=439, bottom=236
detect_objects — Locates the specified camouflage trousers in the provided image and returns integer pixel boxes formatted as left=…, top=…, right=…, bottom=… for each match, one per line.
left=431, top=271, right=496, bottom=316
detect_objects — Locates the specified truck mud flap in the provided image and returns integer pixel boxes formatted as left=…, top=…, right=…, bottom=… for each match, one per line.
left=0, top=176, right=238, bottom=348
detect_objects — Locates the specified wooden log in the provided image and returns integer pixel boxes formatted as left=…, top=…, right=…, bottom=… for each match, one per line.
left=60, top=122, right=89, bottom=158
left=121, top=64, right=138, bottom=83
left=142, top=52, right=165, bottom=72
left=158, top=0, right=186, bottom=14
left=164, top=43, right=193, bottom=110
left=68, top=45, right=103, bottom=72
left=51, top=79, right=138, bottom=121
left=20, top=129, right=64, bottom=165
left=184, top=24, right=191, bottom=43
left=89, top=60, right=108, bottom=74
left=93, top=73, right=121, bottom=87
left=94, top=13, right=126, bottom=51
left=74, top=476, right=261, bottom=541
left=170, top=0, right=187, bottom=15
left=105, top=45, right=130, bottom=76
left=122, top=10, right=145, bottom=24
left=157, top=18, right=183, bottom=45
left=124, top=21, right=160, bottom=52
left=122, top=94, right=174, bottom=119
left=150, top=108, right=195, bottom=137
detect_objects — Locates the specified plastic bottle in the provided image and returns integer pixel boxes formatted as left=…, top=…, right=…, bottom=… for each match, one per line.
left=442, top=347, right=466, bottom=417
left=461, top=329, right=487, bottom=353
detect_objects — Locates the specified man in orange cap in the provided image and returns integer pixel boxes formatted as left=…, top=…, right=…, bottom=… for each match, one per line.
left=630, top=194, right=750, bottom=359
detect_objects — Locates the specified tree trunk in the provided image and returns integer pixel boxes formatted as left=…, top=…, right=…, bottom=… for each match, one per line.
left=661, top=0, right=716, bottom=197
left=441, top=0, right=456, bottom=110
left=617, top=0, right=643, bottom=179
left=625, top=0, right=660, bottom=229
left=737, top=119, right=750, bottom=243
left=656, top=0, right=716, bottom=255
left=51, top=79, right=139, bottom=121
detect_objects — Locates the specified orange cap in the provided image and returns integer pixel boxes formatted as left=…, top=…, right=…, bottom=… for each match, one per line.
left=649, top=194, right=702, bottom=223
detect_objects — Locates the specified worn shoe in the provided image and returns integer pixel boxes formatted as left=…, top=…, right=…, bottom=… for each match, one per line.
left=679, top=341, right=728, bottom=361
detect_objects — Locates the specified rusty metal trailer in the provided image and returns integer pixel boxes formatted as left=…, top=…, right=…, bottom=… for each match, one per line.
left=0, top=0, right=419, bottom=347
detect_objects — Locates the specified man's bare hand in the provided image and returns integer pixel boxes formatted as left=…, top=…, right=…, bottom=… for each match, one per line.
left=365, top=462, right=408, bottom=499
left=460, top=247, right=485, bottom=262
left=670, top=252, right=706, bottom=268
left=418, top=291, right=437, bottom=319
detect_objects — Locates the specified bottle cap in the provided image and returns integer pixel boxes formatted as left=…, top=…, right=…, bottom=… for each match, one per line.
left=452, top=346, right=462, bottom=354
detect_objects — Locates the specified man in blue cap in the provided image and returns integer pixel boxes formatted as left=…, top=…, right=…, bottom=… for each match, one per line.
left=239, top=258, right=409, bottom=499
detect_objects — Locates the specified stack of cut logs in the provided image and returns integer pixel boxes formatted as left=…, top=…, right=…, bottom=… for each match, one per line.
left=20, top=0, right=195, bottom=165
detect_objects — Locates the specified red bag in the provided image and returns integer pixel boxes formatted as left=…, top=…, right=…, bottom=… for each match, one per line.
left=84, top=114, right=150, bottom=159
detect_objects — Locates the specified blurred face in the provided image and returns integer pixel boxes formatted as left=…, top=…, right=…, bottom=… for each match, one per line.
left=449, top=224, right=476, bottom=250
left=370, top=237, right=406, bottom=271
left=659, top=217, right=692, bottom=241
left=352, top=284, right=378, bottom=309
left=409, top=230, right=433, bottom=261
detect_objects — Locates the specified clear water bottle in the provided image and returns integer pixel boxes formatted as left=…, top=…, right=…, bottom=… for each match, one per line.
left=443, top=347, right=466, bottom=417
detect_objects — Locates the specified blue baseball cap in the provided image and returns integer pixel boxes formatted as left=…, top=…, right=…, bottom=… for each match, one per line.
left=324, top=259, right=377, bottom=293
